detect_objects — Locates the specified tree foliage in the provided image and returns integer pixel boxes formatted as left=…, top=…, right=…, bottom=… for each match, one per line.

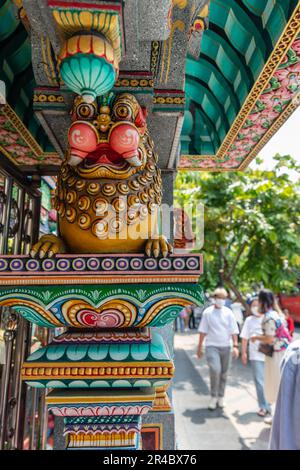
left=175, top=155, right=300, bottom=303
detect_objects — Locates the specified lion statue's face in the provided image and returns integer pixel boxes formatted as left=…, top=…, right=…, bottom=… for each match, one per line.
left=54, top=92, right=163, bottom=254
left=67, top=93, right=151, bottom=181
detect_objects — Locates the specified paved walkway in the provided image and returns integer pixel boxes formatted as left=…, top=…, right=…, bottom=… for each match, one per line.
left=173, top=332, right=271, bottom=450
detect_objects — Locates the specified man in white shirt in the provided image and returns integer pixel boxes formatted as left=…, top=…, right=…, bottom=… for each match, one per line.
left=197, top=287, right=239, bottom=410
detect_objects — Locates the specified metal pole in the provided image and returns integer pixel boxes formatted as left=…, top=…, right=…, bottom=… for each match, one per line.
left=40, top=393, right=48, bottom=450
left=39, top=328, right=53, bottom=451
left=38, top=390, right=49, bottom=450
left=29, top=388, right=38, bottom=450
left=13, top=187, right=25, bottom=254
left=10, top=317, right=28, bottom=449
left=8, top=184, right=27, bottom=449
left=1, top=176, right=13, bottom=254
left=31, top=192, right=41, bottom=245
left=16, top=321, right=32, bottom=450
left=0, top=186, right=5, bottom=251
left=23, top=201, right=33, bottom=255
left=0, top=328, right=15, bottom=449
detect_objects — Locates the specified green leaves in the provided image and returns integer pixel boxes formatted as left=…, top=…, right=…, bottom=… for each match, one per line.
left=175, top=156, right=300, bottom=294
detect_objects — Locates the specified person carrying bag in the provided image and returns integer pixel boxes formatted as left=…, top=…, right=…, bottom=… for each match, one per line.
left=250, top=289, right=292, bottom=424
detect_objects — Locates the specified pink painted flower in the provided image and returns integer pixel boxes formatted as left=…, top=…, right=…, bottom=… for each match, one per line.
left=261, top=87, right=292, bottom=108
left=275, top=65, right=300, bottom=91
left=198, top=160, right=216, bottom=169
left=291, top=39, right=300, bottom=55
left=227, top=150, right=245, bottom=160
left=16, top=156, right=35, bottom=164
left=221, top=160, right=239, bottom=169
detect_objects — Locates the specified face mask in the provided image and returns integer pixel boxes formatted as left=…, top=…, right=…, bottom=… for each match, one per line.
left=251, top=306, right=260, bottom=316
left=215, top=298, right=226, bottom=308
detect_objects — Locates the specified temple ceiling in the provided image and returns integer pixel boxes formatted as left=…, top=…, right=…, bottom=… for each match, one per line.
left=180, top=0, right=300, bottom=170
left=0, top=0, right=59, bottom=171
left=0, top=0, right=299, bottom=174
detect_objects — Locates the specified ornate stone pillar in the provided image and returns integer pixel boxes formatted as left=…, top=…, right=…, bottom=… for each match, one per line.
left=0, top=253, right=203, bottom=450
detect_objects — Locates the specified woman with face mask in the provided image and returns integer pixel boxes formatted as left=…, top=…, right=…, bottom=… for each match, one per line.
left=197, top=287, right=239, bottom=410
left=250, top=289, right=292, bottom=424
left=240, top=297, right=271, bottom=417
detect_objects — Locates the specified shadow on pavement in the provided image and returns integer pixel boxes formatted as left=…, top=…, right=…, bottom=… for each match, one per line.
left=232, top=410, right=265, bottom=424
left=183, top=407, right=230, bottom=425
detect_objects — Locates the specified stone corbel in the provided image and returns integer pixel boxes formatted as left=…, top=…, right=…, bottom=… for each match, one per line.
left=188, top=0, right=210, bottom=59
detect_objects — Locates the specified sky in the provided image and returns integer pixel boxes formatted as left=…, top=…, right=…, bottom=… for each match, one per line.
left=249, top=106, right=300, bottom=178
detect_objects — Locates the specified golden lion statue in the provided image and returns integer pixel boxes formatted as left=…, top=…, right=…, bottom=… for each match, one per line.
left=31, top=93, right=172, bottom=258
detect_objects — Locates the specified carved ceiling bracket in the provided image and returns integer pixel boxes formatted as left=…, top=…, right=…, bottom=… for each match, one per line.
left=18, top=0, right=210, bottom=170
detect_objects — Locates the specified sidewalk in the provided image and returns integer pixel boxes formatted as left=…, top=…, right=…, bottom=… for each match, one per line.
left=172, top=332, right=271, bottom=450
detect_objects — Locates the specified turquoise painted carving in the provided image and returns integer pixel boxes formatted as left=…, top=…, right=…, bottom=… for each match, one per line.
left=0, top=283, right=204, bottom=328
left=58, top=35, right=118, bottom=103
left=21, top=331, right=174, bottom=389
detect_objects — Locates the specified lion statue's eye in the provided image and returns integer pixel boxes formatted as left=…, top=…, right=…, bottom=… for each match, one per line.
left=114, top=104, right=131, bottom=120
left=77, top=103, right=96, bottom=119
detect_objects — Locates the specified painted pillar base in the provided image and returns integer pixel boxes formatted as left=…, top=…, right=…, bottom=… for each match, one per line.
left=47, top=388, right=156, bottom=450
left=52, top=410, right=176, bottom=450
left=0, top=254, right=203, bottom=450
left=22, top=327, right=173, bottom=450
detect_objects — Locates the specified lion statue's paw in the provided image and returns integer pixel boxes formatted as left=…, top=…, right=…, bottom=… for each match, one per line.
left=30, top=234, right=67, bottom=259
left=145, top=236, right=173, bottom=258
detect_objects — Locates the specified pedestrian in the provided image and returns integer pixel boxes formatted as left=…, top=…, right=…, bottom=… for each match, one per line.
left=175, top=313, right=184, bottom=333
left=269, top=339, right=300, bottom=449
left=240, top=297, right=271, bottom=417
left=179, top=306, right=190, bottom=333
left=250, top=289, right=291, bottom=424
left=193, top=304, right=204, bottom=329
left=230, top=298, right=244, bottom=333
left=188, top=304, right=197, bottom=330
left=196, top=287, right=239, bottom=410
left=283, top=308, right=295, bottom=337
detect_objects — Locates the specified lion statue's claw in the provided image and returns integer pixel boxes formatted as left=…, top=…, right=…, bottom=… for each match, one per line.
left=145, top=236, right=173, bottom=258
left=30, top=234, right=67, bottom=259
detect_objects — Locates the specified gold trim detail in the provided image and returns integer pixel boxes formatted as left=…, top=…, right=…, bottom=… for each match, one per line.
left=50, top=6, right=123, bottom=64
left=1, top=104, right=43, bottom=157
left=238, top=94, right=300, bottom=170
left=0, top=275, right=200, bottom=286
left=22, top=362, right=175, bottom=380
left=34, top=94, right=65, bottom=104
left=152, top=385, right=172, bottom=412
left=153, top=96, right=185, bottom=105
left=115, top=78, right=154, bottom=88
left=46, top=393, right=156, bottom=405
left=40, top=36, right=59, bottom=86
left=159, top=20, right=185, bottom=84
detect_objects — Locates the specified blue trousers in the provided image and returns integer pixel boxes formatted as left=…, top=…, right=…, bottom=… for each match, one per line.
left=250, top=360, right=271, bottom=412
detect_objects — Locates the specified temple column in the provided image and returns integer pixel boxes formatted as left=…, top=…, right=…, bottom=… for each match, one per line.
left=0, top=253, right=203, bottom=450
